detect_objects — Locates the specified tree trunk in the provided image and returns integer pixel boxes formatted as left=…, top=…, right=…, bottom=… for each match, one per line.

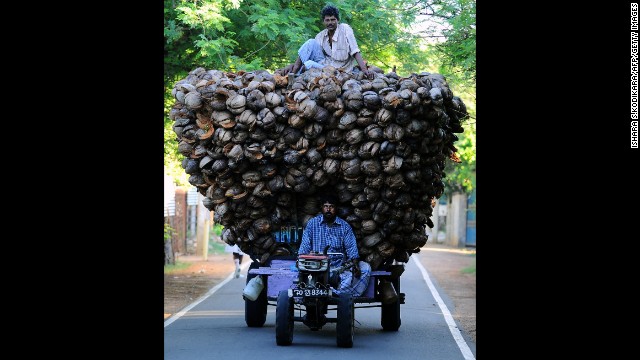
left=165, top=239, right=175, bottom=265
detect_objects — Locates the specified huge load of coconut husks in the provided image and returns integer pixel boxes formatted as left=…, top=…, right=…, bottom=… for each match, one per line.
left=169, top=66, right=467, bottom=269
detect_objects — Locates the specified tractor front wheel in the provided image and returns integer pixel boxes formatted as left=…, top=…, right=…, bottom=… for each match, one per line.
left=336, top=294, right=354, bottom=348
left=276, top=290, right=294, bottom=346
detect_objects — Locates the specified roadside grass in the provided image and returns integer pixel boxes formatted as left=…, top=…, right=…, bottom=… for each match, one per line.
left=461, top=258, right=476, bottom=274
left=208, top=241, right=226, bottom=255
left=164, top=241, right=226, bottom=274
left=164, top=261, right=191, bottom=274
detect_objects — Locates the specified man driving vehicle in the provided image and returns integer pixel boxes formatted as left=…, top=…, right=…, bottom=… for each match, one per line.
left=298, top=194, right=371, bottom=296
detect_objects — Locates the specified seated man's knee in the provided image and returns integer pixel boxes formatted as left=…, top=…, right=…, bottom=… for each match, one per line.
left=303, top=60, right=324, bottom=70
left=302, top=39, right=317, bottom=47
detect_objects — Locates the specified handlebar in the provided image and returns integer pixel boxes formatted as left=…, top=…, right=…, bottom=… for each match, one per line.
left=312, top=246, right=345, bottom=260
left=326, top=252, right=345, bottom=258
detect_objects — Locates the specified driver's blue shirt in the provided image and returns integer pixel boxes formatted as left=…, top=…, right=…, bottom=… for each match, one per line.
left=299, top=214, right=359, bottom=268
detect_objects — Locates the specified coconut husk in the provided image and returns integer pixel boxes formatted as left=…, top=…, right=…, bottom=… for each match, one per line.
left=326, top=129, right=343, bottom=145
left=363, top=91, right=381, bottom=110
left=249, top=127, right=268, bottom=141
left=246, top=89, right=267, bottom=111
left=267, top=175, right=284, bottom=192
left=311, top=169, right=329, bottom=186
left=283, top=149, right=302, bottom=166
left=256, top=108, right=276, bottom=130
left=298, top=98, right=318, bottom=119
left=359, top=159, right=381, bottom=176
left=336, top=204, right=351, bottom=219
left=336, top=188, right=353, bottom=204
left=281, top=127, right=302, bottom=144
left=338, top=111, right=357, bottom=130
left=206, top=186, right=227, bottom=204
left=178, top=141, right=193, bottom=157
left=344, top=129, right=364, bottom=145
left=364, top=124, right=383, bottom=141
left=365, top=174, right=384, bottom=189
left=322, top=158, right=340, bottom=175
left=253, top=218, right=272, bottom=234
left=346, top=214, right=362, bottom=228
left=343, top=89, right=364, bottom=112
left=353, top=207, right=373, bottom=220
left=184, top=159, right=199, bottom=174
left=288, top=113, right=305, bottom=129
left=340, top=158, right=361, bottom=177
left=324, top=97, right=344, bottom=116
left=272, top=106, right=290, bottom=121
left=351, top=193, right=369, bottom=208
left=377, top=241, right=395, bottom=259
left=199, top=155, right=214, bottom=169
left=363, top=232, right=383, bottom=247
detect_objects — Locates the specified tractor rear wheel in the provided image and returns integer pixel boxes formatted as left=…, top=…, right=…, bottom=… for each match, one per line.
left=245, top=262, right=267, bottom=327
left=381, top=277, right=401, bottom=331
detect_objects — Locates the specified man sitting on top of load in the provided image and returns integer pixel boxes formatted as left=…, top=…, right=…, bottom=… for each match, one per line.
left=276, top=4, right=378, bottom=80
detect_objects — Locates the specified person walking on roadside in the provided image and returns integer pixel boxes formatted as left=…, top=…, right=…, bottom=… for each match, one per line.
left=225, top=243, right=245, bottom=278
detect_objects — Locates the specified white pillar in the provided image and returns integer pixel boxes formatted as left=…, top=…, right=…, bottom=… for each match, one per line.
left=189, top=205, right=196, bottom=249
left=196, top=193, right=210, bottom=260
left=447, top=192, right=467, bottom=248
left=430, top=202, right=440, bottom=244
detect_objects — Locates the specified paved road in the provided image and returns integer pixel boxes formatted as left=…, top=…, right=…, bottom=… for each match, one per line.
left=164, top=256, right=476, bottom=360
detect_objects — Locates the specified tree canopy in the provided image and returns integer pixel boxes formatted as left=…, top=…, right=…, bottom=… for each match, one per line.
left=164, top=0, right=435, bottom=87
left=164, top=0, right=475, bottom=194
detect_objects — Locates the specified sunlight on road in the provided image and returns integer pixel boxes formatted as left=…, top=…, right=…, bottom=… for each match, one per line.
left=423, top=247, right=476, bottom=255
left=182, top=310, right=246, bottom=317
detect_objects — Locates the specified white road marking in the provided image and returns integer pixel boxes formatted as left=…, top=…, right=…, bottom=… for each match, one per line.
left=412, top=258, right=476, bottom=360
left=164, top=261, right=251, bottom=328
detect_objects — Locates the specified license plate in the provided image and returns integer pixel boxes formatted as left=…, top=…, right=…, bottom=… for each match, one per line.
left=292, top=288, right=330, bottom=297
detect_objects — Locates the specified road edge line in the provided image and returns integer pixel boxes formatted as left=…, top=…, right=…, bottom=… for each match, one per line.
left=412, top=258, right=476, bottom=360
left=164, top=261, right=251, bottom=328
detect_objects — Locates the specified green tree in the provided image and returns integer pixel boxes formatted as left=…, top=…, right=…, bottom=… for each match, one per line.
left=434, top=0, right=475, bottom=91
left=404, top=0, right=476, bottom=195
left=398, top=0, right=476, bottom=88
left=443, top=116, right=475, bottom=196
left=164, top=0, right=431, bottom=83
left=436, top=0, right=475, bottom=195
